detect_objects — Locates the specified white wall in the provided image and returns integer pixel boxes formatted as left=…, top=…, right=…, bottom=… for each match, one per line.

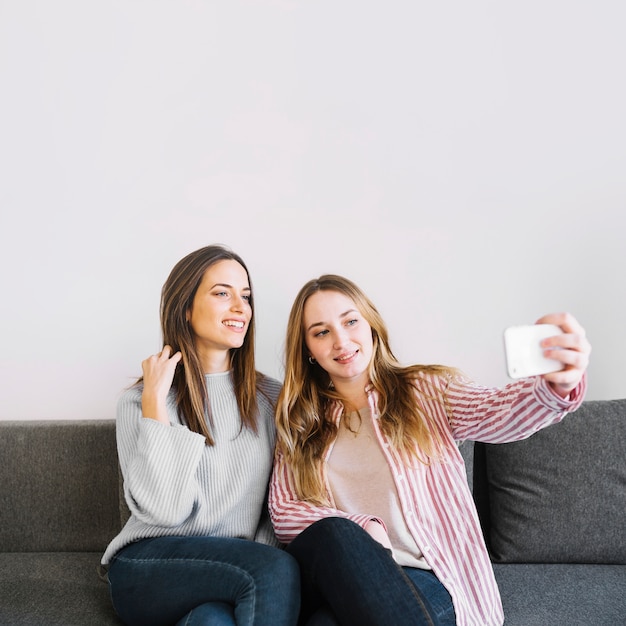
left=1, top=0, right=624, bottom=420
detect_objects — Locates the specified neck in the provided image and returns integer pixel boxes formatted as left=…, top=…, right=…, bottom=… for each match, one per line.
left=198, top=348, right=231, bottom=374
left=332, top=377, right=369, bottom=412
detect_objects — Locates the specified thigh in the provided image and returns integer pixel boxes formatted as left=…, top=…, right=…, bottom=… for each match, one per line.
left=402, top=568, right=456, bottom=626
left=109, top=536, right=299, bottom=626
left=288, top=517, right=441, bottom=626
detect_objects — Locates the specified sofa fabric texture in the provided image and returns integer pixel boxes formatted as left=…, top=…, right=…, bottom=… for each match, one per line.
left=0, top=420, right=123, bottom=626
left=479, top=398, right=626, bottom=564
left=1, top=400, right=625, bottom=625
left=491, top=563, right=626, bottom=626
left=0, top=420, right=121, bottom=553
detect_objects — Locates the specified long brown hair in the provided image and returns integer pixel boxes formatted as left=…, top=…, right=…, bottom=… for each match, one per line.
left=275, top=274, right=460, bottom=504
left=155, top=244, right=261, bottom=445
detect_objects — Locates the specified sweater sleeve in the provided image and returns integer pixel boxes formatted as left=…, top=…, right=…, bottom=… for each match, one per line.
left=116, top=386, right=207, bottom=528
left=269, top=451, right=384, bottom=544
left=445, top=373, right=587, bottom=443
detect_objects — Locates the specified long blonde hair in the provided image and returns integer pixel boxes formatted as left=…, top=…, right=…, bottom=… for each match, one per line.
left=275, top=274, right=460, bottom=505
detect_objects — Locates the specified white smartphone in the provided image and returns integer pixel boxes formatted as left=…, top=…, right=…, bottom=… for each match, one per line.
left=503, top=324, right=565, bottom=379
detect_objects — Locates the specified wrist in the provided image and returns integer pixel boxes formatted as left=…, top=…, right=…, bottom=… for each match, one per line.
left=141, top=396, right=170, bottom=425
left=549, top=382, right=573, bottom=399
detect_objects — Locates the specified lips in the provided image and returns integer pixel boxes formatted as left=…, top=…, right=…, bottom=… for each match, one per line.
left=335, top=350, right=358, bottom=363
left=223, top=320, right=245, bottom=329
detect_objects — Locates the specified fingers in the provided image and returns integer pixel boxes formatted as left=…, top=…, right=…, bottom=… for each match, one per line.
left=140, top=346, right=182, bottom=423
left=542, top=343, right=590, bottom=376
left=536, top=312, right=592, bottom=395
left=536, top=313, right=591, bottom=359
left=141, top=346, right=182, bottom=390
left=535, top=312, right=585, bottom=335
left=157, top=345, right=183, bottom=362
left=143, top=345, right=182, bottom=369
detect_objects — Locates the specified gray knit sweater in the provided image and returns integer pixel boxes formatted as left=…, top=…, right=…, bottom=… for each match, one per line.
left=102, top=371, right=281, bottom=565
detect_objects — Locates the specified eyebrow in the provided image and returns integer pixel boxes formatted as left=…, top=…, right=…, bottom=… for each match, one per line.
left=210, top=283, right=251, bottom=291
left=306, top=308, right=358, bottom=332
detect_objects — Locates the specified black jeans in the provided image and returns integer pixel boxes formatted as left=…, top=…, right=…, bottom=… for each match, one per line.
left=286, top=517, right=456, bottom=626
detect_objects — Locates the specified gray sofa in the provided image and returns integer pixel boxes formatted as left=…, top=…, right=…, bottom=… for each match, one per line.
left=1, top=399, right=624, bottom=625
left=460, top=398, right=626, bottom=625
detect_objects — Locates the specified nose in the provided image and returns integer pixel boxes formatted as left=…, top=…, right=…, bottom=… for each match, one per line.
left=231, top=294, right=246, bottom=312
left=332, top=328, right=349, bottom=350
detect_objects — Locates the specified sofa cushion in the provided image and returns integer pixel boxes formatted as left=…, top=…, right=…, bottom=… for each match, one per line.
left=0, top=552, right=123, bottom=626
left=493, top=563, right=626, bottom=626
left=0, top=420, right=122, bottom=552
left=484, top=398, right=626, bottom=563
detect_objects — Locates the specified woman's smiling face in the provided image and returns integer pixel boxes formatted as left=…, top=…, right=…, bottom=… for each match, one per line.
left=187, top=259, right=252, bottom=358
left=303, top=289, right=373, bottom=388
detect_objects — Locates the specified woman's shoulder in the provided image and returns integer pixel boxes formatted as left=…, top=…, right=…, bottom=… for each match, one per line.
left=117, top=381, right=144, bottom=407
left=256, top=372, right=283, bottom=404
left=405, top=364, right=465, bottom=384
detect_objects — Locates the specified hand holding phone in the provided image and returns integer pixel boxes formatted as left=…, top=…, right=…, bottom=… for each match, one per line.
left=504, top=324, right=565, bottom=379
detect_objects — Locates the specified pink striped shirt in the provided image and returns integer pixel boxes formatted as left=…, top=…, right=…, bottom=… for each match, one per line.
left=269, top=373, right=586, bottom=626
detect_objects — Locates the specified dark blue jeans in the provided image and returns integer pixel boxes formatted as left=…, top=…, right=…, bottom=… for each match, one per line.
left=107, top=535, right=300, bottom=626
left=286, top=518, right=456, bottom=626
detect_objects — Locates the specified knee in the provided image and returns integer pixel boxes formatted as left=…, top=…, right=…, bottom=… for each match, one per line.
left=267, top=547, right=301, bottom=587
left=300, top=517, right=365, bottom=546
left=287, top=517, right=372, bottom=563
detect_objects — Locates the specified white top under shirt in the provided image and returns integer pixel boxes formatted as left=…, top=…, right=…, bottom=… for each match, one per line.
left=327, top=407, right=430, bottom=569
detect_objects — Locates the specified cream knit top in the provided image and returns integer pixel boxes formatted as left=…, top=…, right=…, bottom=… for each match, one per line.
left=102, top=371, right=281, bottom=565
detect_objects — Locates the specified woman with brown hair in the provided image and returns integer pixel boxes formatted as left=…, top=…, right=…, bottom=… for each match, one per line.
left=102, top=244, right=299, bottom=626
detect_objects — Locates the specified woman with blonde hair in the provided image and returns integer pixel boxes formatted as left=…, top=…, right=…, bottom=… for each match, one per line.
left=101, top=244, right=300, bottom=626
left=269, top=274, right=590, bottom=626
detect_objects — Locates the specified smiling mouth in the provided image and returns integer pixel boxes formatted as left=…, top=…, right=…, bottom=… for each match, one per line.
left=335, top=351, right=358, bottom=363
left=223, top=320, right=245, bottom=329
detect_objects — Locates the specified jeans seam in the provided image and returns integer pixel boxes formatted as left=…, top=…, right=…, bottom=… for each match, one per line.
left=398, top=567, right=436, bottom=626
